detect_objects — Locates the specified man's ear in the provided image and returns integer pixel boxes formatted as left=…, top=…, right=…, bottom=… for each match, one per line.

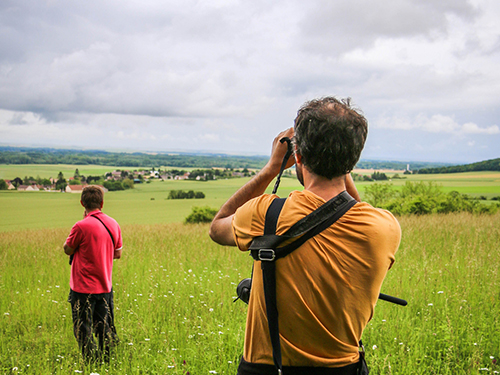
left=294, top=149, right=302, bottom=165
left=100, top=201, right=103, bottom=209
left=80, top=200, right=85, bottom=208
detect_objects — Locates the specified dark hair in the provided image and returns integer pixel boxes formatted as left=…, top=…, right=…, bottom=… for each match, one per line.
left=294, top=97, right=368, bottom=179
left=81, top=185, right=104, bottom=210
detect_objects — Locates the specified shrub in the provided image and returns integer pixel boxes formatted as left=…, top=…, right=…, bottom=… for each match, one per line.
left=184, top=206, right=218, bottom=224
left=122, top=179, right=135, bottom=189
left=103, top=180, right=125, bottom=191
left=168, top=190, right=205, bottom=199
left=364, top=182, right=499, bottom=215
left=364, top=183, right=396, bottom=208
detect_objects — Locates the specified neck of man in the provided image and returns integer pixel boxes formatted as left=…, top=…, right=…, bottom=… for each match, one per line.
left=85, top=208, right=101, bottom=216
left=300, top=165, right=346, bottom=202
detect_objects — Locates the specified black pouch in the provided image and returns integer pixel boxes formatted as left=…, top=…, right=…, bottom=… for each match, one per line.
left=357, top=350, right=369, bottom=375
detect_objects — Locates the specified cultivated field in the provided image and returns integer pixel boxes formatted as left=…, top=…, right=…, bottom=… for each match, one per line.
left=1, top=165, right=500, bottom=374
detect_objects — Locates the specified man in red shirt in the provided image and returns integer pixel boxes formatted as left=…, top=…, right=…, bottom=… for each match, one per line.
left=64, top=185, right=123, bottom=362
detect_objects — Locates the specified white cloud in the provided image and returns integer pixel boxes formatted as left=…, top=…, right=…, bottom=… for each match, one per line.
left=461, top=122, right=499, bottom=134
left=374, top=113, right=499, bottom=135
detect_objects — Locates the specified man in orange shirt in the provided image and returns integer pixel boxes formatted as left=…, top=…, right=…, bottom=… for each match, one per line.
left=210, top=97, right=401, bottom=374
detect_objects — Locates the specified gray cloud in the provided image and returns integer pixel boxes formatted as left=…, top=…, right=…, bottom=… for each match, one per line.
left=298, top=0, right=477, bottom=54
left=0, top=0, right=499, bottom=163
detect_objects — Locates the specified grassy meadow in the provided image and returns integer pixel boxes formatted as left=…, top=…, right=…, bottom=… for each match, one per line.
left=1, top=165, right=500, bottom=374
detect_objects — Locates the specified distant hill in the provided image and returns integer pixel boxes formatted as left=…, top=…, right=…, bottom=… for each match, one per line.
left=417, top=158, right=500, bottom=174
left=355, top=160, right=452, bottom=171
left=0, top=146, right=456, bottom=171
left=0, top=146, right=268, bottom=169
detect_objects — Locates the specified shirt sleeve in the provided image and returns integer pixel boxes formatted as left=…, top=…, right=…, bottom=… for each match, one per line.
left=65, top=223, right=82, bottom=250
left=232, top=194, right=277, bottom=251
left=115, top=226, right=123, bottom=251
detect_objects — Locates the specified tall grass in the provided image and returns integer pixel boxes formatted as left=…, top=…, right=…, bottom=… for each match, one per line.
left=365, top=213, right=500, bottom=374
left=1, top=213, right=499, bottom=374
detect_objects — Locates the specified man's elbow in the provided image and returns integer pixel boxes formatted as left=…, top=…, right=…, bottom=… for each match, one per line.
left=210, top=221, right=237, bottom=247
left=208, top=223, right=220, bottom=244
left=63, top=243, right=74, bottom=255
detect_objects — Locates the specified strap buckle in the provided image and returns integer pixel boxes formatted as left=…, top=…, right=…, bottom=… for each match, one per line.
left=258, top=249, right=276, bottom=261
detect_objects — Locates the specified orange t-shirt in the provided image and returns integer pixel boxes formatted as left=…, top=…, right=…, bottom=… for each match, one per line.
left=232, top=190, right=401, bottom=367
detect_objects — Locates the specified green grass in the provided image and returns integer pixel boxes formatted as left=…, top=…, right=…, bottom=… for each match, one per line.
left=1, top=214, right=499, bottom=374
left=0, top=223, right=249, bottom=374
left=1, top=164, right=500, bottom=373
left=377, top=172, right=500, bottom=198
left=1, top=170, right=500, bottom=232
left=0, top=177, right=304, bottom=232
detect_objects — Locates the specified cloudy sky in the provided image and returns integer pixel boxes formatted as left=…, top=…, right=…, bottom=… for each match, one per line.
left=1, top=0, right=499, bottom=164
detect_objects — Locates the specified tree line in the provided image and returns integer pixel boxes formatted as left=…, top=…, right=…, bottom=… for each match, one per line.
left=417, top=157, right=500, bottom=174
left=1, top=146, right=462, bottom=171
left=0, top=147, right=268, bottom=169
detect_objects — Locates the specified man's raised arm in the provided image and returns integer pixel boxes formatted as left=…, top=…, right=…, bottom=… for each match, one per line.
left=209, top=128, right=295, bottom=246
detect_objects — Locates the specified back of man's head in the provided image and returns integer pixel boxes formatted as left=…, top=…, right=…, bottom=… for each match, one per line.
left=81, top=185, right=104, bottom=210
left=294, top=97, right=368, bottom=180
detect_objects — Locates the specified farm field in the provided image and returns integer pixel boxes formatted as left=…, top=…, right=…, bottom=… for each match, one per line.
left=1, top=164, right=500, bottom=373
left=1, top=166, right=500, bottom=232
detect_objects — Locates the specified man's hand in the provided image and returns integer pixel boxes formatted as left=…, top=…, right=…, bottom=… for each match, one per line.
left=209, top=127, right=295, bottom=246
left=261, top=128, right=295, bottom=176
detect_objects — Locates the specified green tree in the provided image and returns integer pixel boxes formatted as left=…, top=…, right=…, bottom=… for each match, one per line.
left=55, top=172, right=67, bottom=191
left=11, top=177, right=23, bottom=187
left=0, top=179, right=7, bottom=190
left=122, top=179, right=134, bottom=189
left=23, top=176, right=36, bottom=185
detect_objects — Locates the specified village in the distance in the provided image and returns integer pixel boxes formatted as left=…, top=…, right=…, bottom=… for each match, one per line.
left=0, top=167, right=258, bottom=193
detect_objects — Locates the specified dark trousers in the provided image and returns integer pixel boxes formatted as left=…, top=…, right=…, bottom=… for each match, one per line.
left=68, top=289, right=119, bottom=362
left=237, top=357, right=360, bottom=375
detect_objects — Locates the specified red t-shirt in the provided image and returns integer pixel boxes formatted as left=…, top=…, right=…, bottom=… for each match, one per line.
left=65, top=211, right=123, bottom=294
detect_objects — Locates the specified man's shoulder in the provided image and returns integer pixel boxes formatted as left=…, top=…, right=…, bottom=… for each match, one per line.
left=349, top=201, right=401, bottom=236
left=354, top=201, right=398, bottom=220
left=237, top=194, right=279, bottom=215
left=91, top=212, right=120, bottom=227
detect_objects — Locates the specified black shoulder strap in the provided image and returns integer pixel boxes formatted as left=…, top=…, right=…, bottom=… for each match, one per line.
left=69, top=213, right=116, bottom=265
left=264, top=198, right=286, bottom=235
left=92, top=214, right=116, bottom=248
left=249, top=191, right=356, bottom=260
left=256, top=192, right=356, bottom=374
